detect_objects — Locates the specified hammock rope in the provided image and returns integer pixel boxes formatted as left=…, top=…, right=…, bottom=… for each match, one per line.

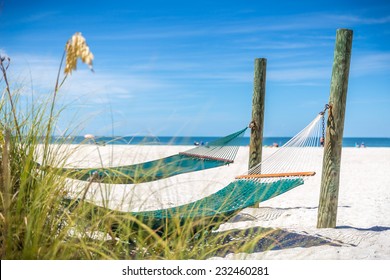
left=238, top=110, right=327, bottom=188
left=179, top=127, right=246, bottom=163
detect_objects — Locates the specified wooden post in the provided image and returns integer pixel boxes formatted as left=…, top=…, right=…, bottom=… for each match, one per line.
left=317, top=29, right=353, bottom=228
left=249, top=58, right=267, bottom=170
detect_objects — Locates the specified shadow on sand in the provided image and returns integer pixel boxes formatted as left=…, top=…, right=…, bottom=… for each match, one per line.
left=257, top=205, right=351, bottom=211
left=336, top=225, right=390, bottom=232
left=206, top=226, right=345, bottom=258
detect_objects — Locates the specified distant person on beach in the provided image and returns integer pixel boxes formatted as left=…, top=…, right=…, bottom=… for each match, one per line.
left=320, top=137, right=325, bottom=147
left=272, top=142, right=279, bottom=148
left=360, top=142, right=366, bottom=148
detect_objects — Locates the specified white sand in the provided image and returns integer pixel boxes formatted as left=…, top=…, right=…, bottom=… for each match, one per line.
left=52, top=144, right=390, bottom=259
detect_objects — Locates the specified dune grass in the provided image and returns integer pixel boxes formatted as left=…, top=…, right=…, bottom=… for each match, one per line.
left=0, top=33, right=279, bottom=260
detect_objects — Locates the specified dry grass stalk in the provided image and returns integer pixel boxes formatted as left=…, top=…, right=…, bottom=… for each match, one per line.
left=64, top=32, right=94, bottom=74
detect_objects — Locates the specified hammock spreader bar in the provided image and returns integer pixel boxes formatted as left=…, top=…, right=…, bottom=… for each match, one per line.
left=178, top=152, right=234, bottom=164
left=235, top=171, right=316, bottom=179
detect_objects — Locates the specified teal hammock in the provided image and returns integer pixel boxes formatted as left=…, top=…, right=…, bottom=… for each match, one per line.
left=59, top=127, right=247, bottom=184
left=131, top=178, right=304, bottom=220
left=67, top=177, right=304, bottom=231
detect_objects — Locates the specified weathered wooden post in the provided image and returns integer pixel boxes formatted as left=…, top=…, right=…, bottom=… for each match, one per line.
left=317, top=29, right=353, bottom=228
left=249, top=58, right=267, bottom=170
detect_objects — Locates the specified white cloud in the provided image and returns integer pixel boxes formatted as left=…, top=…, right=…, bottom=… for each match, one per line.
left=351, top=52, right=390, bottom=76
left=88, top=12, right=389, bottom=43
left=8, top=53, right=176, bottom=104
left=268, top=67, right=331, bottom=82
left=327, top=15, right=390, bottom=25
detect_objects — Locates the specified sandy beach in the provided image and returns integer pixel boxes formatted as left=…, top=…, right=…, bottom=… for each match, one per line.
left=50, top=144, right=390, bottom=260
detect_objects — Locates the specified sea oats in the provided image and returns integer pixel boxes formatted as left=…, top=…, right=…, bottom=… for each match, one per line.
left=64, top=32, right=94, bottom=74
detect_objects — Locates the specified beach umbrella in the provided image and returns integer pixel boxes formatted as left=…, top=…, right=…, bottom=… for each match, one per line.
left=84, top=134, right=95, bottom=140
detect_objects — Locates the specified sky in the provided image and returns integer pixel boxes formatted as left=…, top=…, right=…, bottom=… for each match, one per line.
left=1, top=0, right=389, bottom=137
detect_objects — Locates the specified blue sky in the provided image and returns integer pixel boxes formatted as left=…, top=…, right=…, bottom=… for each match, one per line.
left=1, top=0, right=389, bottom=137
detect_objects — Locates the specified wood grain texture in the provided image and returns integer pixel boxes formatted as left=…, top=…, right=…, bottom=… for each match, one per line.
left=317, top=29, right=353, bottom=228
left=249, top=58, right=267, bottom=170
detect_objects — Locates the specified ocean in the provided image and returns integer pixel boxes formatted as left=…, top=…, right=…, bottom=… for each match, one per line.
left=60, top=136, right=390, bottom=148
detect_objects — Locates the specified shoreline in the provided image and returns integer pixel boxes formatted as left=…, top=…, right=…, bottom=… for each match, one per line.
left=50, top=135, right=390, bottom=148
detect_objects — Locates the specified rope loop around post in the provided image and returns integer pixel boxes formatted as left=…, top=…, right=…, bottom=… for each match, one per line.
left=248, top=121, right=256, bottom=129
